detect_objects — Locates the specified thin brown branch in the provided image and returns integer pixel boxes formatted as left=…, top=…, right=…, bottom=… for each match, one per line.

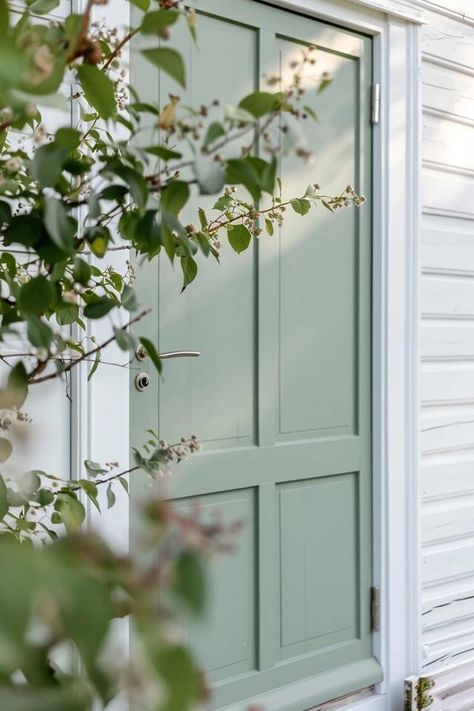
left=103, top=28, right=140, bottom=71
left=29, top=307, right=151, bottom=385
left=68, top=465, right=140, bottom=493
left=65, top=0, right=94, bottom=63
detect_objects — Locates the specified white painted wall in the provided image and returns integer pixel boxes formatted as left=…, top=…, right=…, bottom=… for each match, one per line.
left=415, top=0, right=474, bottom=675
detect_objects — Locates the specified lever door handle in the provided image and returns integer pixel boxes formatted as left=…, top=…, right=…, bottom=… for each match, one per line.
left=135, top=345, right=200, bottom=361
left=159, top=351, right=201, bottom=360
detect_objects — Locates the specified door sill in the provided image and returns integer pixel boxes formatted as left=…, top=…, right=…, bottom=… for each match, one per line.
left=218, top=658, right=383, bottom=711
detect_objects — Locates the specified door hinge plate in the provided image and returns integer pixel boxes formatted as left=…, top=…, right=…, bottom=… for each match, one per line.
left=371, top=83, right=380, bottom=124
left=371, top=586, right=381, bottom=632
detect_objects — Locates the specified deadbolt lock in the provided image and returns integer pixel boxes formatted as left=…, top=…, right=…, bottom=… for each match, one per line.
left=135, top=372, right=150, bottom=391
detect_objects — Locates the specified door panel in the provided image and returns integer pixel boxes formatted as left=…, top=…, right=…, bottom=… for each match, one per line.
left=131, top=1, right=379, bottom=708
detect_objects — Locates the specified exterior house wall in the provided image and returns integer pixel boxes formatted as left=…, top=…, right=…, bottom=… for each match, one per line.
left=415, top=0, right=474, bottom=674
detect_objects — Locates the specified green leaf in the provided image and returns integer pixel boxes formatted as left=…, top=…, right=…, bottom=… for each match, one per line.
left=0, top=475, right=8, bottom=519
left=0, top=438, right=12, bottom=463
left=195, top=231, right=210, bottom=257
left=20, top=470, right=41, bottom=496
left=37, top=488, right=54, bottom=506
left=118, top=477, right=128, bottom=493
left=56, top=303, right=79, bottom=326
left=319, top=76, right=332, bottom=93
left=105, top=161, right=148, bottom=214
left=114, top=326, right=135, bottom=351
left=106, top=484, right=115, bottom=509
left=77, top=64, right=116, bottom=120
left=83, top=296, right=115, bottom=319
left=303, top=105, right=318, bottom=121
left=198, top=208, right=208, bottom=229
left=203, top=121, right=225, bottom=148
left=186, top=7, right=197, bottom=44
left=26, top=315, right=53, bottom=349
left=225, top=156, right=276, bottom=202
left=141, top=47, right=186, bottom=88
left=155, top=646, right=199, bottom=711
left=32, top=143, right=68, bottom=188
left=161, top=181, right=189, bottom=215
left=121, top=285, right=139, bottom=312
left=144, top=146, right=182, bottom=161
left=0, top=199, right=11, bottom=225
left=290, top=198, right=311, bottom=215
left=6, top=362, right=28, bottom=409
left=227, top=224, right=251, bottom=254
left=160, top=212, right=184, bottom=261
left=138, top=337, right=162, bottom=373
left=73, top=257, right=91, bottom=286
left=194, top=155, right=225, bottom=195
left=265, top=218, right=274, bottom=236
left=238, top=91, right=282, bottom=118
left=133, top=210, right=161, bottom=253
left=78, top=479, right=100, bottom=512
left=44, top=197, right=76, bottom=253
left=174, top=551, right=207, bottom=615
left=224, top=105, right=255, bottom=124
left=55, top=127, right=81, bottom=150
left=129, top=0, right=149, bottom=10
left=0, top=0, right=9, bottom=37
left=98, top=185, right=128, bottom=203
left=84, top=460, right=106, bottom=477
left=212, top=195, right=232, bottom=211
left=180, top=256, right=198, bottom=291
left=0, top=43, right=28, bottom=89
left=27, top=0, right=60, bottom=14
left=85, top=225, right=110, bottom=258
left=119, top=211, right=140, bottom=241
left=54, top=492, right=85, bottom=531
left=18, top=276, right=54, bottom=315
left=3, top=214, right=42, bottom=248
left=141, top=9, right=179, bottom=34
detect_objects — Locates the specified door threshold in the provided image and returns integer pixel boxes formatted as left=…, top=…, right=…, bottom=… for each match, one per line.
left=309, top=686, right=375, bottom=710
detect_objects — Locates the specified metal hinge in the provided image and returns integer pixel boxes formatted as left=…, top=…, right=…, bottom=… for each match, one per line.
left=371, top=586, right=381, bottom=632
left=371, top=83, right=380, bottom=124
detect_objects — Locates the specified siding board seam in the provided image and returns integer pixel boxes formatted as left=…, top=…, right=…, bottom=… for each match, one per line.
left=422, top=50, right=474, bottom=76
left=422, top=160, right=474, bottom=178
left=423, top=106, right=474, bottom=128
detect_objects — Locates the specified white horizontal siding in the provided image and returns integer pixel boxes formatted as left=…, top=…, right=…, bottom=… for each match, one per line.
left=420, top=0, right=474, bottom=675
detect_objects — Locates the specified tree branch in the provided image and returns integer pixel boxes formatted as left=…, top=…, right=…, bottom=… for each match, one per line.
left=29, top=307, right=151, bottom=385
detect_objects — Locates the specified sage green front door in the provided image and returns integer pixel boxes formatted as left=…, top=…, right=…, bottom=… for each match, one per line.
left=131, top=1, right=380, bottom=708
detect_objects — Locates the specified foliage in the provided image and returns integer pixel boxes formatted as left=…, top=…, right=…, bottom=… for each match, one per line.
left=0, top=0, right=365, bottom=708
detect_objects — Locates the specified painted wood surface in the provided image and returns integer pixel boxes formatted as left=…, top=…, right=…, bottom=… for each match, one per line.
left=130, top=1, right=377, bottom=707
left=419, top=0, right=474, bottom=674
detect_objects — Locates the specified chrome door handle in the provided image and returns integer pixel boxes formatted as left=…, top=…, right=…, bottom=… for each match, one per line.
left=135, top=345, right=200, bottom=361
left=159, top=351, right=201, bottom=360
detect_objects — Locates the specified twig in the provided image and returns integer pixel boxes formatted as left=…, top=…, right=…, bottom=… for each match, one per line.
left=68, top=465, right=140, bottom=492
left=103, top=28, right=140, bottom=71
left=29, top=308, right=151, bottom=384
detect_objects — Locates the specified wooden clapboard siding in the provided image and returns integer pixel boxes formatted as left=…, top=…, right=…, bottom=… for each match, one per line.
left=419, top=0, right=474, bottom=673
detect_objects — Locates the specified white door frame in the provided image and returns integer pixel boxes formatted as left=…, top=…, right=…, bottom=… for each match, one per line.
left=74, top=1, right=423, bottom=709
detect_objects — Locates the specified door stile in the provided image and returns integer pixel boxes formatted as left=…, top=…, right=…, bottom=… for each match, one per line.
left=257, top=482, right=279, bottom=670
left=257, top=27, right=280, bottom=448
left=356, top=38, right=373, bottom=656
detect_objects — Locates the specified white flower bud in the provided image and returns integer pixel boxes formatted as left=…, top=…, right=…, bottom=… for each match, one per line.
left=5, top=157, right=22, bottom=172
left=62, top=290, right=80, bottom=305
